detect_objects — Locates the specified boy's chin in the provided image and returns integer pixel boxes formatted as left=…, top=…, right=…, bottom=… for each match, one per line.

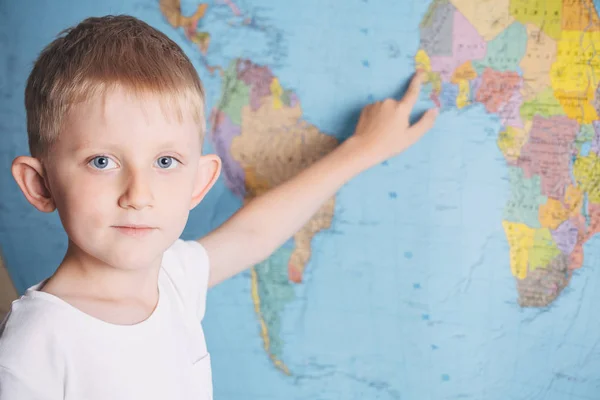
left=104, top=251, right=164, bottom=272
left=85, top=240, right=168, bottom=271
left=69, top=231, right=177, bottom=270
left=109, top=245, right=164, bottom=270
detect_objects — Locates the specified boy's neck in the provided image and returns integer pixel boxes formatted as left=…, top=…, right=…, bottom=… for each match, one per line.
left=40, top=240, right=162, bottom=325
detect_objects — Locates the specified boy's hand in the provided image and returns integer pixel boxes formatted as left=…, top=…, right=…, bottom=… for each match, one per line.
left=350, top=70, right=438, bottom=168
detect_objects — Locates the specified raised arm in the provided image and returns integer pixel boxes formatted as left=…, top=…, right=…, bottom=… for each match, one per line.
left=199, top=71, right=438, bottom=287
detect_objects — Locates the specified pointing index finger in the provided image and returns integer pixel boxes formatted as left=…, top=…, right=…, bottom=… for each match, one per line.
left=400, top=70, right=425, bottom=108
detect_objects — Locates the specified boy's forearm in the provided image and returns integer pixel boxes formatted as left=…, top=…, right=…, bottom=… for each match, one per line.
left=231, top=135, right=370, bottom=245
left=201, top=136, right=371, bottom=286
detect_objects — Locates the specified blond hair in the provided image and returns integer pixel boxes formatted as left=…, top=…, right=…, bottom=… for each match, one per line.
left=25, top=15, right=205, bottom=158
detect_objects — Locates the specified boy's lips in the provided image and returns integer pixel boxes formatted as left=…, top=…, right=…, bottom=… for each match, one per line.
left=112, top=225, right=157, bottom=237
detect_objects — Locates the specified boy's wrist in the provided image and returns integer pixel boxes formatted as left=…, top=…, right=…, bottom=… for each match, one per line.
left=338, top=135, right=383, bottom=175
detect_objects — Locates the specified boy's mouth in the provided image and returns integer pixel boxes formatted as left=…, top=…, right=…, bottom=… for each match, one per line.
left=112, top=225, right=157, bottom=238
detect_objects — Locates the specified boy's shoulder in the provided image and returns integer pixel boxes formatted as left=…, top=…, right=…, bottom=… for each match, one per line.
left=162, top=238, right=209, bottom=280
left=0, top=288, right=70, bottom=370
left=160, top=238, right=211, bottom=320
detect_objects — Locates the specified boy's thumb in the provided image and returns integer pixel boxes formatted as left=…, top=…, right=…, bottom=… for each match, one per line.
left=409, top=108, right=438, bottom=137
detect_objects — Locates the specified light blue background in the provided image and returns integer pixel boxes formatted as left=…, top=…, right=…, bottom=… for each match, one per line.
left=1, top=1, right=599, bottom=398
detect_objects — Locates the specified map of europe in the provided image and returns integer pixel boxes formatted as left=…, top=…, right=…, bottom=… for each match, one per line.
left=2, top=0, right=600, bottom=399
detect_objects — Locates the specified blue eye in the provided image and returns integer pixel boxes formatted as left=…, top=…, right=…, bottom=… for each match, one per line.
left=89, top=156, right=117, bottom=170
left=156, top=156, right=179, bottom=169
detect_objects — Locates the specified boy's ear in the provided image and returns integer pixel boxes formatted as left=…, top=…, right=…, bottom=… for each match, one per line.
left=190, top=154, right=222, bottom=210
left=11, top=156, right=56, bottom=213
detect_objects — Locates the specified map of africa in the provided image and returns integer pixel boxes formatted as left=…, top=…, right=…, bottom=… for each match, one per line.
left=2, top=0, right=600, bottom=398
left=416, top=0, right=600, bottom=309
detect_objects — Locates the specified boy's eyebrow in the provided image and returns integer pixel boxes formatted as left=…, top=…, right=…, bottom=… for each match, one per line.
left=154, top=141, right=189, bottom=151
left=70, top=140, right=117, bottom=153
left=71, top=140, right=191, bottom=154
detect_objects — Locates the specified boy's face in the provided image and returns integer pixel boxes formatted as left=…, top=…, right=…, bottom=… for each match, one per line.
left=18, top=86, right=220, bottom=270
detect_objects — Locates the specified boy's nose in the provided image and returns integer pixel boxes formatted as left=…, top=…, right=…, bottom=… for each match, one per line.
left=118, top=169, right=154, bottom=210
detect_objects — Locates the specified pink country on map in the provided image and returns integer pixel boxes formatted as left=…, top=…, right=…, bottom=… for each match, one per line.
left=517, top=115, right=578, bottom=200
left=421, top=4, right=487, bottom=96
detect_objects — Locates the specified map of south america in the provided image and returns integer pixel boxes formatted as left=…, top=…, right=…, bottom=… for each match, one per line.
left=210, top=59, right=338, bottom=373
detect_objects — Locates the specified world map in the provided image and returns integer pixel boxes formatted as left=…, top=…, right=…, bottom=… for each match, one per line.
left=2, top=0, right=600, bottom=399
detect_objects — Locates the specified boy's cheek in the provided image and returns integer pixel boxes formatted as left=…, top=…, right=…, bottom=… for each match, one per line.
left=156, top=175, right=196, bottom=201
left=54, top=183, right=113, bottom=226
left=61, top=198, right=107, bottom=231
left=63, top=181, right=105, bottom=208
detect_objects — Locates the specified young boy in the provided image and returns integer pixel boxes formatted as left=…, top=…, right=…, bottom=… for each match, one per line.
left=0, top=15, right=437, bottom=400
